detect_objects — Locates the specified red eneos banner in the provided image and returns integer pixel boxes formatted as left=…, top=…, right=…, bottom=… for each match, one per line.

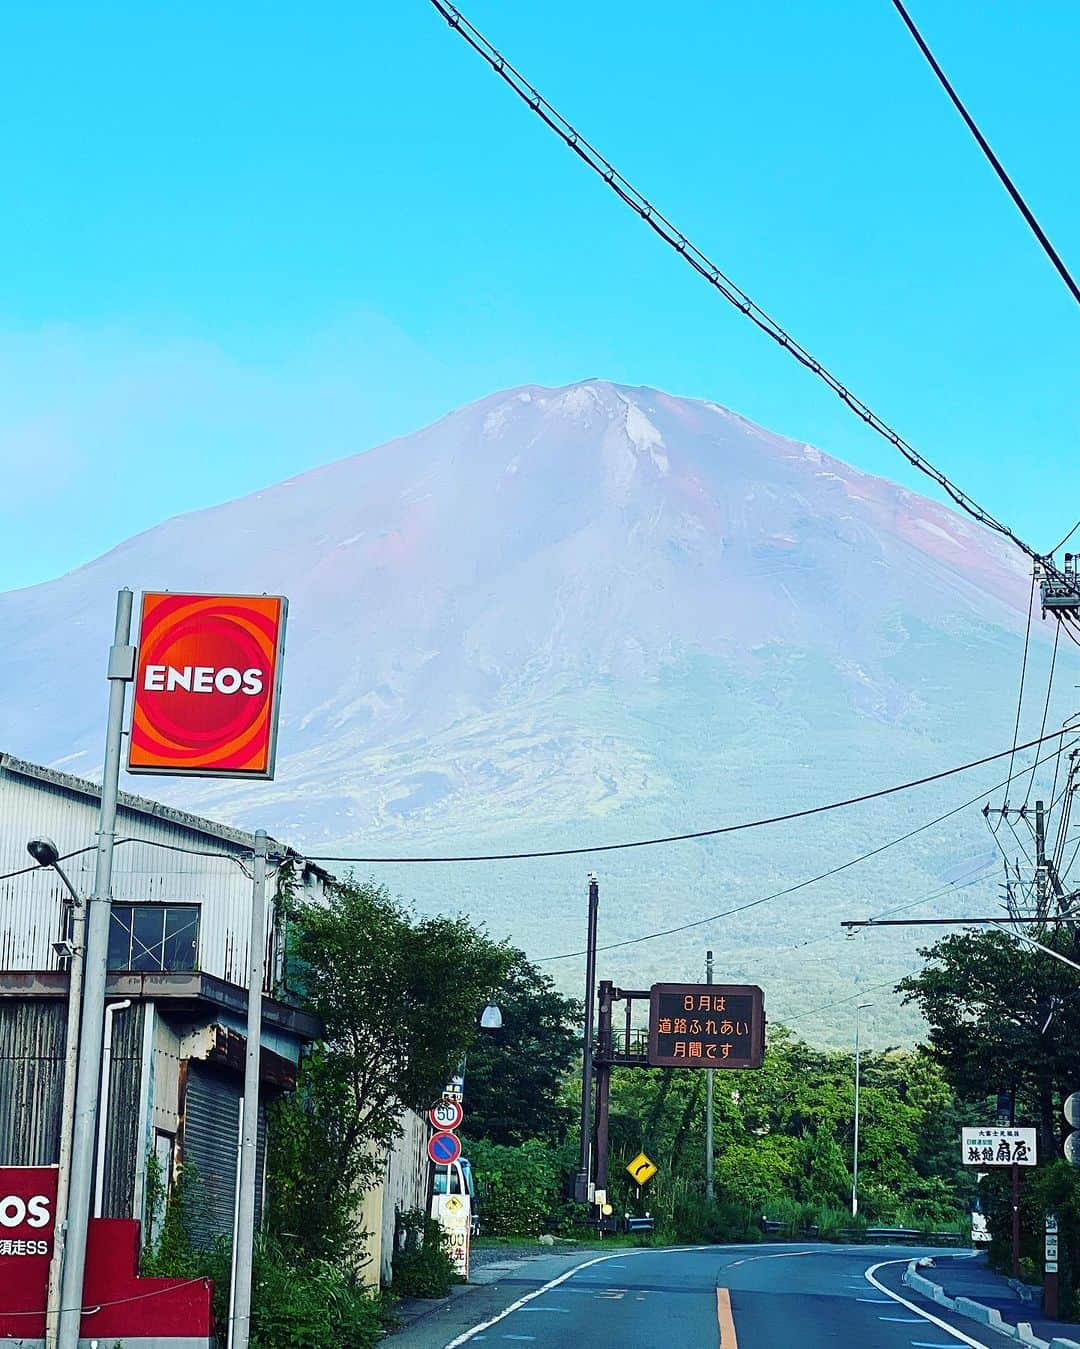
left=0, top=1164, right=212, bottom=1340
left=0, top=1166, right=56, bottom=1338
left=128, top=592, right=288, bottom=779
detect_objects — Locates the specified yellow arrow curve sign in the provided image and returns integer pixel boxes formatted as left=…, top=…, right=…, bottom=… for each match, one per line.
left=626, top=1151, right=658, bottom=1185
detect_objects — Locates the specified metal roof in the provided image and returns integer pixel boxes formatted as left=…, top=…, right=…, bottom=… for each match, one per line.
left=0, top=751, right=331, bottom=881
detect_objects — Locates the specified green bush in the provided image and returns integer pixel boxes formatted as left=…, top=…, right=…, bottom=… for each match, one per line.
left=141, top=1163, right=391, bottom=1347
left=392, top=1210, right=458, bottom=1299
left=466, top=1138, right=571, bottom=1235
left=250, top=1237, right=390, bottom=1349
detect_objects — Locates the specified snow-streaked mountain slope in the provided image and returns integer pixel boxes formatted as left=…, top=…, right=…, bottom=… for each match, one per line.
left=0, top=381, right=1055, bottom=1041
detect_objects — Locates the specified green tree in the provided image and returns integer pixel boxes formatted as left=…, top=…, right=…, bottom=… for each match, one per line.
left=897, top=926, right=1080, bottom=1148
left=268, top=877, right=512, bottom=1261
left=460, top=950, right=580, bottom=1145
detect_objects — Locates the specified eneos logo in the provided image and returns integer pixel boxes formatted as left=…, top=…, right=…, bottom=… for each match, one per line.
left=128, top=592, right=287, bottom=779
left=0, top=1195, right=51, bottom=1229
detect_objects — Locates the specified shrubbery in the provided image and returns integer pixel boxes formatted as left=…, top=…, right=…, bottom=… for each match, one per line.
left=392, top=1209, right=458, bottom=1298
left=465, top=1137, right=581, bottom=1235
left=142, top=1163, right=393, bottom=1349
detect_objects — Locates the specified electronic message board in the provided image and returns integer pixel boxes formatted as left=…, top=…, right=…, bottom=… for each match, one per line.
left=647, top=983, right=765, bottom=1068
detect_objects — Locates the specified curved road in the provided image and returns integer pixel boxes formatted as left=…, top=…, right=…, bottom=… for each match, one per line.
left=399, top=1244, right=1026, bottom=1349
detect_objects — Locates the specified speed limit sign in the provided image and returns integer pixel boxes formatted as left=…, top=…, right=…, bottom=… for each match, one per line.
left=429, top=1101, right=464, bottom=1132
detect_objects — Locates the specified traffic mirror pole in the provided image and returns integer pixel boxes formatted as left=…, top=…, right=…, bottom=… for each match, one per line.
left=57, top=589, right=135, bottom=1349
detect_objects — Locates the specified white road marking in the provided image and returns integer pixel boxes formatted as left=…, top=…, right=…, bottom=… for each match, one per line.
left=726, top=1249, right=816, bottom=1269
left=444, top=1247, right=698, bottom=1348
left=863, top=1260, right=993, bottom=1349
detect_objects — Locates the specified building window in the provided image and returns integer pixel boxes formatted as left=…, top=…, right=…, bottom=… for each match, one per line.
left=108, top=904, right=200, bottom=972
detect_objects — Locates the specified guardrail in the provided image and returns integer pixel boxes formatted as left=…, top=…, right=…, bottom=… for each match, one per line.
left=760, top=1220, right=967, bottom=1246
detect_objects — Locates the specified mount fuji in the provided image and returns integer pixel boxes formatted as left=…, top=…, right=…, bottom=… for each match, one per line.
left=0, top=380, right=1054, bottom=1041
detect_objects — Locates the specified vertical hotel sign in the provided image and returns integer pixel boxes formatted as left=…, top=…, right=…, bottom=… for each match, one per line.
left=128, top=592, right=287, bottom=778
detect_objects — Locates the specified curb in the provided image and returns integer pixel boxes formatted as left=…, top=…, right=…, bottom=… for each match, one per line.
left=902, top=1259, right=1080, bottom=1349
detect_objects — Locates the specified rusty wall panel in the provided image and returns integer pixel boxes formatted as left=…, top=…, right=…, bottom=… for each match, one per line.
left=101, top=1002, right=145, bottom=1218
left=0, top=1001, right=64, bottom=1165
left=381, top=1109, right=429, bottom=1286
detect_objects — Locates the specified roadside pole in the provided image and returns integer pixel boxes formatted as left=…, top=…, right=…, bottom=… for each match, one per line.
left=705, top=950, right=715, bottom=1203
left=575, top=875, right=599, bottom=1203
left=231, top=829, right=269, bottom=1349
left=594, top=981, right=613, bottom=1191
left=57, top=588, right=135, bottom=1349
left=44, top=878, right=85, bottom=1349
left=1010, top=1090, right=1020, bottom=1280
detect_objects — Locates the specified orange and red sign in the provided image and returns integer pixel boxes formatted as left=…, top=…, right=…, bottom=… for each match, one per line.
left=128, top=592, right=287, bottom=779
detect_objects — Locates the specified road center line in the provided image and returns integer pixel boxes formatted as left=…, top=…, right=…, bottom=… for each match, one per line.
left=863, top=1259, right=993, bottom=1349
left=716, top=1287, right=738, bottom=1349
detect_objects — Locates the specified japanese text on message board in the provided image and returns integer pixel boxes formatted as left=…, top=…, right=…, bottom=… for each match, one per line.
left=648, top=984, right=764, bottom=1069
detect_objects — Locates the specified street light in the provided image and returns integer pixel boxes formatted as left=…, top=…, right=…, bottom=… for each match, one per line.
left=26, top=837, right=85, bottom=1349
left=480, top=1001, right=503, bottom=1030
left=852, top=1002, right=874, bottom=1218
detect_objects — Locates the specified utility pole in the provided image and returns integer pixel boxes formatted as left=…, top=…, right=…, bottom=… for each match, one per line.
left=1035, top=798, right=1049, bottom=919
left=705, top=950, right=715, bottom=1203
left=230, top=830, right=269, bottom=1349
left=1010, top=1088, right=1021, bottom=1281
left=575, top=874, right=599, bottom=1204
left=594, top=980, right=613, bottom=1192
left=851, top=1002, right=872, bottom=1217
left=57, top=589, right=134, bottom=1349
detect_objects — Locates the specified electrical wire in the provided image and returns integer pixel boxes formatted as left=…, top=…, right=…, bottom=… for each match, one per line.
left=867, top=862, right=996, bottom=922
left=1048, top=519, right=1080, bottom=557
left=306, top=727, right=1071, bottom=864
left=1022, top=619, right=1061, bottom=810
left=889, top=0, right=1080, bottom=306
left=782, top=975, right=914, bottom=1025
left=1003, top=572, right=1036, bottom=804
left=0, top=845, right=97, bottom=884
left=532, top=735, right=1077, bottom=963
left=428, top=0, right=1071, bottom=586
left=0, top=835, right=254, bottom=884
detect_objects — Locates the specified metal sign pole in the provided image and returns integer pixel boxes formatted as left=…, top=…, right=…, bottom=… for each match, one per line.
left=230, top=829, right=269, bottom=1349
left=57, top=589, right=135, bottom=1349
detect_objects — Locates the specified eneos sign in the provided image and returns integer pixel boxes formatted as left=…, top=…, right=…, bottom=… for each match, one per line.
left=128, top=592, right=287, bottom=779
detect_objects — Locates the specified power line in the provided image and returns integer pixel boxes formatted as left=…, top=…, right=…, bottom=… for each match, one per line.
left=0, top=835, right=251, bottom=884
left=532, top=734, right=1077, bottom=963
left=307, top=727, right=1071, bottom=865
left=1049, top=519, right=1080, bottom=557
left=428, top=0, right=1068, bottom=582
left=1003, top=573, right=1036, bottom=804
left=889, top=0, right=1080, bottom=307
left=1023, top=618, right=1061, bottom=810
left=867, top=862, right=996, bottom=922
left=783, top=975, right=912, bottom=1025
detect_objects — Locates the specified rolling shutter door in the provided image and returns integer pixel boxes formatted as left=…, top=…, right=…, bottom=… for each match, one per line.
left=182, top=1061, right=266, bottom=1248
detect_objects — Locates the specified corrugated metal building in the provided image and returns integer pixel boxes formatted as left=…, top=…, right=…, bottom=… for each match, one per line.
left=0, top=751, right=323, bottom=1242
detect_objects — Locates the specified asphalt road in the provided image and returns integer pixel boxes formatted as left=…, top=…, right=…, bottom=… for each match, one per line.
left=391, top=1244, right=1029, bottom=1349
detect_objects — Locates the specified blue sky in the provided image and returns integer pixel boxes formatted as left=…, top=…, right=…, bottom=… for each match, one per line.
left=1, top=1, right=1076, bottom=589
